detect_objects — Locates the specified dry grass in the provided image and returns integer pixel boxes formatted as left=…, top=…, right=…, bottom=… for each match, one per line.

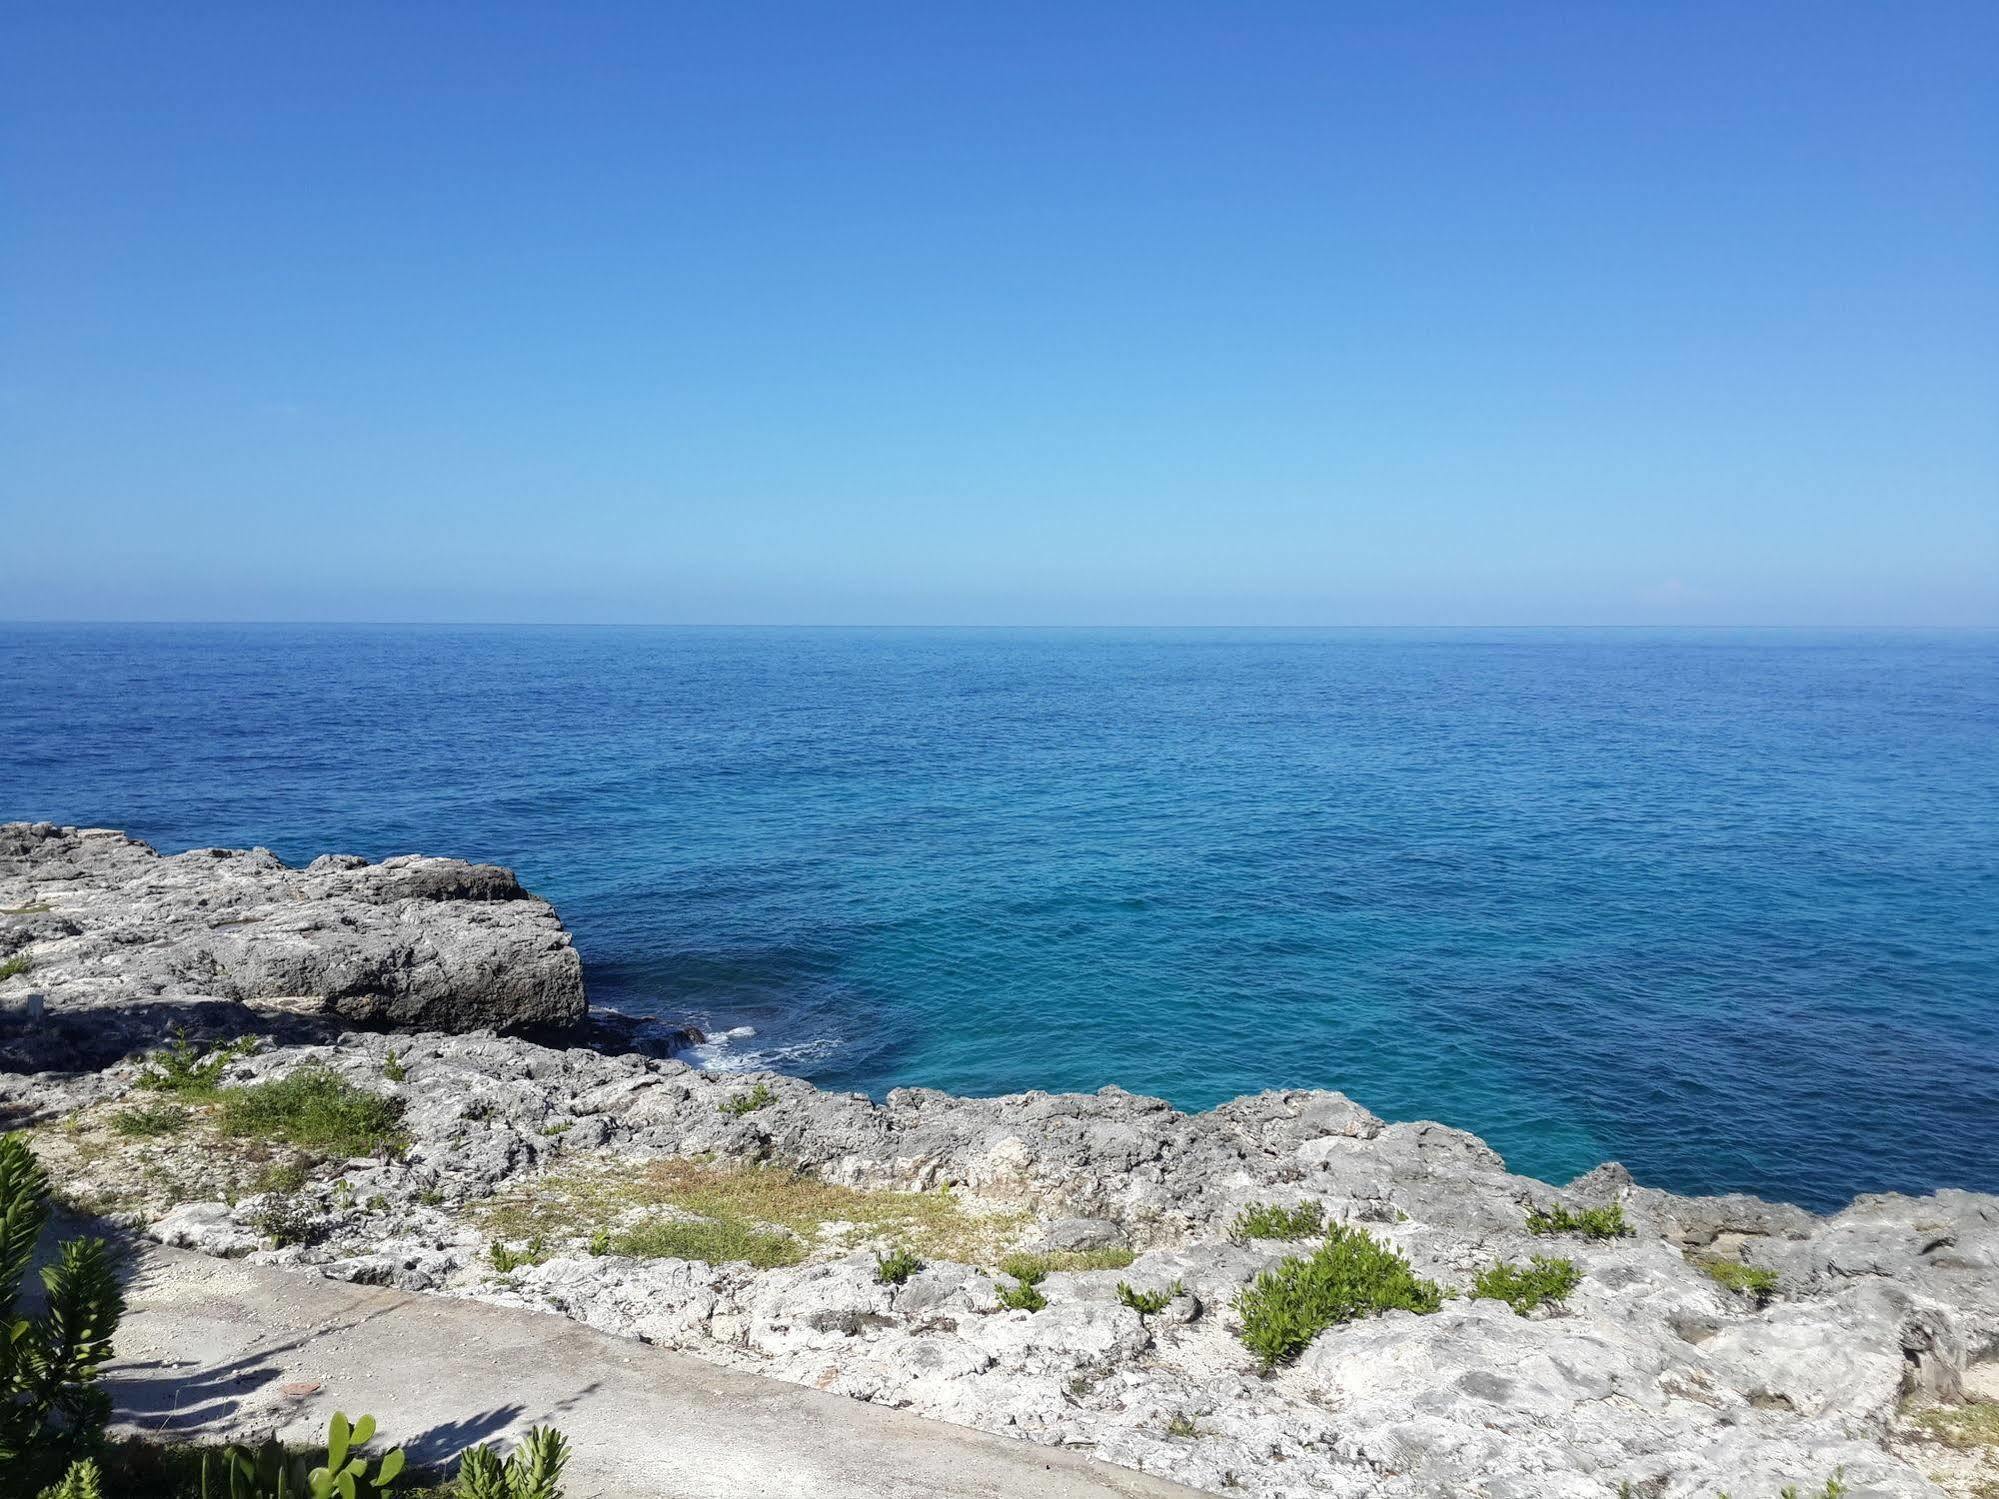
left=1912, top=1403, right=1999, bottom=1451
left=480, top=1157, right=1030, bottom=1265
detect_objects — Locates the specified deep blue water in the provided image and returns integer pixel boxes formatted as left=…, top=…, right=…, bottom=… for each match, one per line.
left=2, top=625, right=1995, bottom=1211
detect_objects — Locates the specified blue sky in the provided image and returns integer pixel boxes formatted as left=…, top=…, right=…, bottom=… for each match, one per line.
left=4, top=2, right=1994, bottom=624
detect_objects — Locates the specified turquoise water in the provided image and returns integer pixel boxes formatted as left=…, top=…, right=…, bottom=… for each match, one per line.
left=3, top=625, right=1994, bottom=1210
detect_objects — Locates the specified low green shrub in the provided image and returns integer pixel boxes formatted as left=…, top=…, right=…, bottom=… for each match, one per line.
left=996, top=1252, right=1049, bottom=1286
left=608, top=1216, right=802, bottom=1269
left=488, top=1237, right=548, bottom=1274
left=1164, top=1412, right=1198, bottom=1439
left=216, top=1066, right=406, bottom=1157
left=995, top=1279, right=1047, bottom=1313
left=1473, top=1255, right=1582, bottom=1315
left=1115, top=1280, right=1184, bottom=1316
left=874, top=1246, right=924, bottom=1285
left=1234, top=1226, right=1442, bottom=1372
left=0, top=955, right=32, bottom=982
left=380, top=1050, right=407, bottom=1084
left=1524, top=1202, right=1627, bottom=1240
left=110, top=1103, right=190, bottom=1139
left=1701, top=1258, right=1780, bottom=1303
left=247, top=1193, right=316, bottom=1249
left=1230, top=1201, right=1325, bottom=1242
left=718, top=1083, right=776, bottom=1118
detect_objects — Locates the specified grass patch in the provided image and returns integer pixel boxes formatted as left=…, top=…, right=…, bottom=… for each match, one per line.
left=215, top=1066, right=405, bottom=1157
left=1525, top=1202, right=1628, bottom=1240
left=110, top=1103, right=191, bottom=1139
left=1230, top=1200, right=1325, bottom=1242
left=997, top=1247, right=1135, bottom=1281
left=381, top=1049, right=407, bottom=1083
left=2, top=902, right=52, bottom=916
left=719, top=1082, right=777, bottom=1117
left=1701, top=1257, right=1781, bottom=1302
left=875, top=1245, right=924, bottom=1285
left=137, top=1031, right=259, bottom=1097
left=1909, top=1403, right=1999, bottom=1450
left=481, top=1157, right=1027, bottom=1266
left=609, top=1216, right=802, bottom=1269
left=1235, top=1226, right=1443, bottom=1372
left=0, top=953, right=33, bottom=981
left=254, top=1159, right=310, bottom=1195
left=1473, top=1255, right=1582, bottom=1315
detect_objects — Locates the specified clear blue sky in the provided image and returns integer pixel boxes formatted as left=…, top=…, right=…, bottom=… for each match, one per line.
left=4, top=2, right=1994, bottom=624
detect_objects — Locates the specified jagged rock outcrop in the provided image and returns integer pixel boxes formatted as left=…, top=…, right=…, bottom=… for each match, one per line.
left=0, top=823, right=584, bottom=1069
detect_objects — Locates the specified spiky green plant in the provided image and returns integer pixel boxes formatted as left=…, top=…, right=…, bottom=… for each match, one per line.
left=451, top=1426, right=570, bottom=1499
left=35, top=1456, right=103, bottom=1499
left=0, top=1134, right=125, bottom=1469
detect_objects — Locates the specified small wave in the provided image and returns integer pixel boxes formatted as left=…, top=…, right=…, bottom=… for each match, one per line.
left=692, top=1031, right=843, bottom=1075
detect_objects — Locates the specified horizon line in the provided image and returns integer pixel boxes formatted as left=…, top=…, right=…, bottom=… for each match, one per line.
left=4, top=619, right=1995, bottom=632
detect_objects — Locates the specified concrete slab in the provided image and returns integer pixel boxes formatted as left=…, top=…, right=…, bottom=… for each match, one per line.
left=105, top=1243, right=1203, bottom=1499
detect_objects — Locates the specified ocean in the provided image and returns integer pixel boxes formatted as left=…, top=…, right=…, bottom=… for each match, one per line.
left=3, top=624, right=1993, bottom=1211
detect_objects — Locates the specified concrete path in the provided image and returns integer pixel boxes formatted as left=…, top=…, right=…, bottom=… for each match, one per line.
left=105, top=1243, right=1203, bottom=1499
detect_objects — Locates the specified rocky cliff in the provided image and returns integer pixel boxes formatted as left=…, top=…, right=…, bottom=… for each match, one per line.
left=0, top=822, right=585, bottom=1070
left=2, top=826, right=1994, bottom=1499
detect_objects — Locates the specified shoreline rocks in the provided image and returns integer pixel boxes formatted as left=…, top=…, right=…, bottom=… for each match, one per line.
left=5, top=825, right=1996, bottom=1499
left=0, top=823, right=586, bottom=1070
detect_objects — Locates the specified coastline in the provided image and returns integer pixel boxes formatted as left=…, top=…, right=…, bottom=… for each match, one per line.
left=4, top=823, right=1996, bottom=1499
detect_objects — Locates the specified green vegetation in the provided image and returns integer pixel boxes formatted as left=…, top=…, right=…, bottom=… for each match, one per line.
left=996, top=1246, right=1135, bottom=1281
left=1525, top=1202, right=1628, bottom=1240
left=0, top=955, right=33, bottom=981
left=202, top=1410, right=408, bottom=1498
left=1165, top=1413, right=1199, bottom=1439
left=137, top=1031, right=259, bottom=1097
left=2, top=903, right=53, bottom=917
left=995, top=1278, right=1047, bottom=1312
left=1472, top=1255, right=1582, bottom=1315
left=453, top=1424, right=570, bottom=1499
left=215, top=1066, right=406, bottom=1157
left=1234, top=1225, right=1443, bottom=1372
left=1, top=1134, right=125, bottom=1484
left=488, top=1237, right=549, bottom=1274
left=1116, top=1280, right=1184, bottom=1316
left=607, top=1217, right=801, bottom=1269
left=1230, top=1200, right=1326, bottom=1242
left=718, top=1082, right=777, bottom=1118
left=109, top=1103, right=190, bottom=1139
left=874, top=1246, right=924, bottom=1285
left=254, top=1160, right=310, bottom=1196
left=247, top=1193, right=316, bottom=1249
left=586, top=1229, right=611, bottom=1257
left=380, top=1050, right=407, bottom=1084
left=1700, top=1257, right=1780, bottom=1303
left=38, top=1419, right=574, bottom=1499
